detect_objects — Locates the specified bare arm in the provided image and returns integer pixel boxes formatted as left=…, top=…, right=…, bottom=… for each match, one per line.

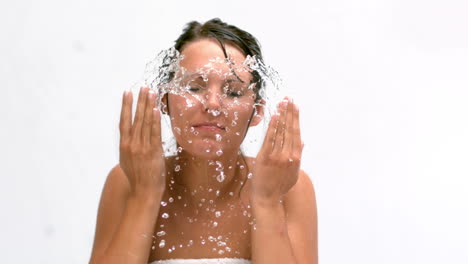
left=90, top=87, right=166, bottom=264
left=89, top=166, right=163, bottom=264
left=251, top=171, right=317, bottom=264
left=251, top=198, right=297, bottom=263
left=251, top=98, right=317, bottom=263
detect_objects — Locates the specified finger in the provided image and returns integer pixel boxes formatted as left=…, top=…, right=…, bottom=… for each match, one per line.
left=273, top=98, right=288, bottom=153
left=119, top=90, right=133, bottom=143
left=260, top=113, right=279, bottom=154
left=132, top=87, right=149, bottom=141
left=292, top=101, right=302, bottom=153
left=283, top=98, right=295, bottom=152
left=150, top=107, right=162, bottom=148
left=142, top=90, right=156, bottom=144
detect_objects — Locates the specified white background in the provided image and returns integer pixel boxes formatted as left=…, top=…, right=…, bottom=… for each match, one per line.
left=1, top=0, right=467, bottom=263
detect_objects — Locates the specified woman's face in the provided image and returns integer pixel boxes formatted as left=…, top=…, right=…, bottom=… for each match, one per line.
left=166, top=38, right=263, bottom=158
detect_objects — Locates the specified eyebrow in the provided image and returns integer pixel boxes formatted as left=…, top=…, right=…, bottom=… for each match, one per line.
left=226, top=79, right=242, bottom=83
left=184, top=72, right=249, bottom=84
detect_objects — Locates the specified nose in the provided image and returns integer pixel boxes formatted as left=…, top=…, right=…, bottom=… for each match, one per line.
left=204, top=88, right=223, bottom=112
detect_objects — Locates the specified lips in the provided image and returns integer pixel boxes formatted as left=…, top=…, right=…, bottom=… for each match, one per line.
left=192, top=122, right=226, bottom=131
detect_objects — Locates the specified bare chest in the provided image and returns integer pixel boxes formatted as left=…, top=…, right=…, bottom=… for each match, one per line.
left=148, top=197, right=254, bottom=262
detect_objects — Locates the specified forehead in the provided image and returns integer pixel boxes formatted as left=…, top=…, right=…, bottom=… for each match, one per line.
left=179, top=38, right=251, bottom=80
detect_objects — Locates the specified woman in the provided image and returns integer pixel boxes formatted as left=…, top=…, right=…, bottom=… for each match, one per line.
left=89, top=18, right=318, bottom=264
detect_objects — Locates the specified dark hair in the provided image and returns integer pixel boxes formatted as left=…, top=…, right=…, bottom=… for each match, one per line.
left=173, top=18, right=264, bottom=101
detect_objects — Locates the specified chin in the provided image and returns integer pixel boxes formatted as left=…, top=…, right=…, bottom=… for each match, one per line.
left=176, top=138, right=219, bottom=158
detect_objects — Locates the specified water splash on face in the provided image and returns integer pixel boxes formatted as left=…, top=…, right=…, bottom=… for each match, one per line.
left=135, top=46, right=284, bottom=254
left=132, top=46, right=285, bottom=157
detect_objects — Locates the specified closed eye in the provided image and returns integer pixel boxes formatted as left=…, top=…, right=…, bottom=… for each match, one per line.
left=227, top=90, right=243, bottom=97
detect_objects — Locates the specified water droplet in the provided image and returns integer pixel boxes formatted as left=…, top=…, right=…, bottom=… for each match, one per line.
left=169, top=197, right=174, bottom=203
left=215, top=134, right=222, bottom=142
left=177, top=146, right=183, bottom=153
left=201, top=239, right=206, bottom=245
left=213, top=221, right=218, bottom=227
left=226, top=246, right=231, bottom=252
left=216, top=190, right=221, bottom=196
left=208, top=236, right=216, bottom=242
left=231, top=120, right=237, bottom=126
left=217, top=241, right=226, bottom=247
left=235, top=132, right=240, bottom=136
left=216, top=149, right=223, bottom=156
left=157, top=231, right=166, bottom=236
left=188, top=140, right=192, bottom=144
left=208, top=109, right=221, bottom=116
left=215, top=211, right=221, bottom=218
left=240, top=165, right=245, bottom=170
left=216, top=173, right=225, bottom=182
left=174, top=127, right=181, bottom=135
left=161, top=201, right=167, bottom=206
left=188, top=240, right=194, bottom=246
left=247, top=172, right=253, bottom=179
left=162, top=213, right=169, bottom=219
left=152, top=245, right=156, bottom=250
left=178, top=196, right=182, bottom=200
left=174, top=165, right=181, bottom=172
left=159, top=240, right=166, bottom=248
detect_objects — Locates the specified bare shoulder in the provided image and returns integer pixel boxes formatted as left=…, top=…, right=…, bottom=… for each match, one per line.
left=284, top=169, right=316, bottom=212
left=105, top=164, right=131, bottom=195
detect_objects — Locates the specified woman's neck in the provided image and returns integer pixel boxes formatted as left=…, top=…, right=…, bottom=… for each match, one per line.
left=167, top=149, right=248, bottom=204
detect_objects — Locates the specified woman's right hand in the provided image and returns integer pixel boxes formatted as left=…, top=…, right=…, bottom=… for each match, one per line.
left=119, top=87, right=166, bottom=199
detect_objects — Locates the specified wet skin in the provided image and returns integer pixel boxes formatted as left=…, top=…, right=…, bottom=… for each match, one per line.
left=117, top=38, right=307, bottom=262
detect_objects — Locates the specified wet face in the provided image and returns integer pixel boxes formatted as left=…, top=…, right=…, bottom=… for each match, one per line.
left=165, top=38, right=263, bottom=159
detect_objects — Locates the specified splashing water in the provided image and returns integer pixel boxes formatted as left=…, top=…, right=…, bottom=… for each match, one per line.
left=132, top=45, right=285, bottom=254
left=132, top=46, right=285, bottom=157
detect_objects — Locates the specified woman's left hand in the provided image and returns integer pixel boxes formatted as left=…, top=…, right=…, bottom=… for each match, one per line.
left=251, top=97, right=303, bottom=203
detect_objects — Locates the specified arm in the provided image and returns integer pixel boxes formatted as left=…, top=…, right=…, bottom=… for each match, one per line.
left=251, top=98, right=317, bottom=263
left=250, top=197, right=296, bottom=264
left=251, top=171, right=318, bottom=264
left=89, top=166, right=163, bottom=264
left=89, top=87, right=166, bottom=264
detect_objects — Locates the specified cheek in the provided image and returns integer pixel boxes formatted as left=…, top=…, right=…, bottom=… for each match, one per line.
left=168, top=94, right=200, bottom=117
left=225, top=103, right=255, bottom=132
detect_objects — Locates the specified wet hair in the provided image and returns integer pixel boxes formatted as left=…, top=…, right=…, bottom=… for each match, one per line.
left=173, top=18, right=264, bottom=101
